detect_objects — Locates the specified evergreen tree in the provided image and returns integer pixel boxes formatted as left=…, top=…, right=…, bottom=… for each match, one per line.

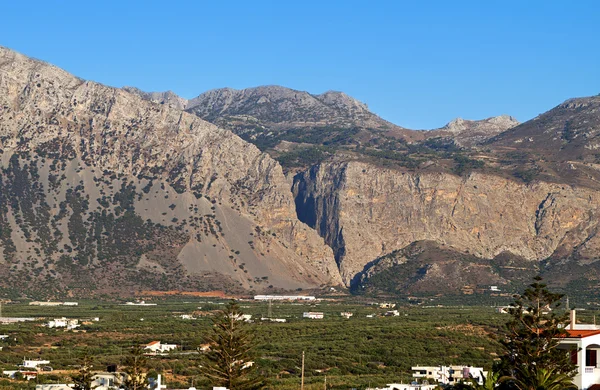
left=498, top=276, right=576, bottom=388
left=72, top=355, right=95, bottom=390
left=201, top=300, right=264, bottom=390
left=123, top=345, right=149, bottom=390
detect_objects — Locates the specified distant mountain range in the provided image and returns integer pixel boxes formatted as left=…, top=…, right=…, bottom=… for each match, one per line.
left=1, top=45, right=600, bottom=299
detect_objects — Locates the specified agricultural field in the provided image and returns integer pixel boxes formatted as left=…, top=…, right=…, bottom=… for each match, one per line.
left=0, top=296, right=592, bottom=389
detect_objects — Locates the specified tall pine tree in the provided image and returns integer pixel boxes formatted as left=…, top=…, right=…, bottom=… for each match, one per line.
left=498, top=276, right=576, bottom=388
left=72, top=355, right=95, bottom=390
left=201, top=300, right=264, bottom=390
left=123, top=346, right=149, bottom=390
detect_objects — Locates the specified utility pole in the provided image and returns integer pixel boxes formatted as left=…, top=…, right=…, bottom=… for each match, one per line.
left=301, top=351, right=305, bottom=390
left=324, top=374, right=327, bottom=389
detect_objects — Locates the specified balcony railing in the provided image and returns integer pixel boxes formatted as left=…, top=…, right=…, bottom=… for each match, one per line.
left=585, top=366, right=595, bottom=374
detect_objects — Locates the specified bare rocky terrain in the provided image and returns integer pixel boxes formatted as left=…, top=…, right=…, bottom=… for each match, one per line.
left=2, top=46, right=600, bottom=298
left=0, top=46, right=341, bottom=297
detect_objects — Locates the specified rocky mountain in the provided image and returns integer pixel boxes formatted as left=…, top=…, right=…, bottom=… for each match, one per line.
left=490, top=96, right=600, bottom=160
left=0, top=46, right=341, bottom=298
left=293, top=162, right=600, bottom=293
left=3, top=46, right=600, bottom=299
left=430, top=115, right=519, bottom=147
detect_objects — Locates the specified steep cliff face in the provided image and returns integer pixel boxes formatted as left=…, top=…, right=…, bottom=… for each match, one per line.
left=0, top=46, right=341, bottom=296
left=294, top=161, right=600, bottom=285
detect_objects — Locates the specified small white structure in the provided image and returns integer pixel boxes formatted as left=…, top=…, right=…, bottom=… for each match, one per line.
left=490, top=286, right=500, bottom=292
left=48, top=317, right=80, bottom=330
left=234, top=314, right=252, bottom=322
left=0, top=335, right=8, bottom=340
left=124, top=300, right=157, bottom=306
left=303, top=312, right=324, bottom=319
left=254, top=295, right=316, bottom=301
left=179, top=314, right=195, bottom=320
left=379, top=303, right=396, bottom=309
left=380, top=384, right=437, bottom=390
left=22, top=359, right=51, bottom=369
left=63, top=302, right=79, bottom=306
left=261, top=317, right=287, bottom=323
left=29, top=301, right=62, bottom=306
left=412, top=365, right=487, bottom=386
left=341, top=312, right=353, bottom=319
left=385, top=310, right=400, bottom=317
left=144, top=341, right=177, bottom=353
left=495, top=306, right=510, bottom=314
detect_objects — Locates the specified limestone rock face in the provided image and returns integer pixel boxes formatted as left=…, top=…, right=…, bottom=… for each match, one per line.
left=0, top=46, right=341, bottom=296
left=122, top=86, right=189, bottom=110
left=294, top=161, right=600, bottom=285
left=430, top=115, right=520, bottom=146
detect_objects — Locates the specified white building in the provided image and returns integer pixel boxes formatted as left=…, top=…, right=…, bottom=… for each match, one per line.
left=48, top=317, right=80, bottom=330
left=303, top=312, right=324, bottom=319
left=22, top=359, right=51, bottom=369
left=92, top=372, right=127, bottom=390
left=385, top=310, right=400, bottom=317
left=378, top=384, right=437, bottom=390
left=412, top=365, right=487, bottom=386
left=124, top=300, right=157, bottom=306
left=556, top=310, right=600, bottom=389
left=254, top=295, right=316, bottom=301
left=144, top=341, right=178, bottom=353
left=3, top=370, right=38, bottom=380
left=341, top=312, right=353, bottom=319
left=261, top=317, right=287, bottom=323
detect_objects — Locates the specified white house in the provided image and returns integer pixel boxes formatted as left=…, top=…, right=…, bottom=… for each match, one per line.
left=92, top=372, right=127, bottom=390
left=303, top=312, right=324, bottom=319
left=3, top=370, right=38, bottom=380
left=556, top=310, right=600, bottom=389
left=144, top=341, right=177, bottom=353
left=412, top=365, right=487, bottom=386
left=48, top=318, right=80, bottom=330
left=341, top=312, right=353, bottom=319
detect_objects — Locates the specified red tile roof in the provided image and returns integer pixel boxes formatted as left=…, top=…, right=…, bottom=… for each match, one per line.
left=564, top=329, right=600, bottom=338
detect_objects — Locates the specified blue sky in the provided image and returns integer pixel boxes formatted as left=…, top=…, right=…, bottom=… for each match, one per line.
left=1, top=0, right=598, bottom=129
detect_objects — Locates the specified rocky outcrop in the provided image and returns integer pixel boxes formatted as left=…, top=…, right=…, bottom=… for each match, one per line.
left=122, top=86, right=189, bottom=110
left=0, top=46, right=341, bottom=296
left=294, top=161, right=600, bottom=285
left=186, top=85, right=390, bottom=128
left=430, top=115, right=519, bottom=146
